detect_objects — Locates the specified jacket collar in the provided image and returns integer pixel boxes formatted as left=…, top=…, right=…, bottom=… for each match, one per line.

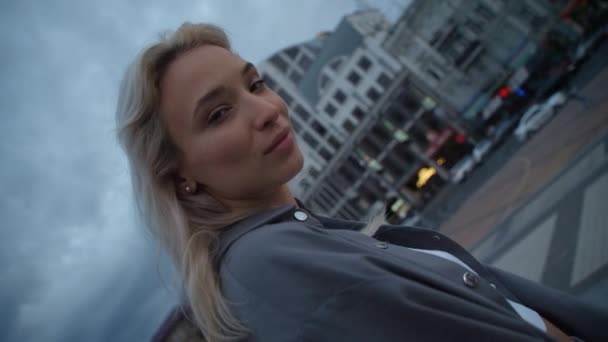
left=212, top=198, right=327, bottom=268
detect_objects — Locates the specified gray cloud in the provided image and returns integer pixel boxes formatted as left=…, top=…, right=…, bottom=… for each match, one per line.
left=0, top=0, right=415, bottom=340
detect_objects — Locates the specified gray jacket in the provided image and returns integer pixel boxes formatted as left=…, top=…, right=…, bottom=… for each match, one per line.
left=213, top=202, right=607, bottom=341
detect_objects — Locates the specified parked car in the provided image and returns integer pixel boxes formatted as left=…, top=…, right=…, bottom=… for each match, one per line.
left=545, top=91, right=567, bottom=108
left=492, top=117, right=517, bottom=143
left=472, top=139, right=493, bottom=164
left=514, top=91, right=566, bottom=141
left=571, top=23, right=608, bottom=68
left=450, top=155, right=475, bottom=184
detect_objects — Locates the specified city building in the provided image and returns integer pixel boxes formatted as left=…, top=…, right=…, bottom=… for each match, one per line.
left=267, top=9, right=470, bottom=222
left=383, top=0, right=573, bottom=130
left=259, top=9, right=406, bottom=206
left=302, top=69, right=473, bottom=223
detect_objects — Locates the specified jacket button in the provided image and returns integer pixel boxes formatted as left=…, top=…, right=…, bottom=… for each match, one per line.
left=293, top=211, right=308, bottom=221
left=463, top=272, right=479, bottom=288
left=375, top=242, right=389, bottom=249
left=432, top=235, right=441, bottom=241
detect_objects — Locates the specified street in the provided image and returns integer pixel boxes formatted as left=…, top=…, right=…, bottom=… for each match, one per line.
left=421, top=40, right=608, bottom=309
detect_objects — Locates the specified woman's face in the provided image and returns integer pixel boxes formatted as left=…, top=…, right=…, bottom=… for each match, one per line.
left=159, top=45, right=303, bottom=205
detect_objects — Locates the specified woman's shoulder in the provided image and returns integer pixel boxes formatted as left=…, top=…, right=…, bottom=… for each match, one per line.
left=220, top=220, right=327, bottom=272
left=219, top=218, right=401, bottom=301
left=218, top=221, right=343, bottom=320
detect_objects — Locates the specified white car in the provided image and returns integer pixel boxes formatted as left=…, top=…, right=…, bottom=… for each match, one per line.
left=572, top=24, right=607, bottom=66
left=545, top=91, right=567, bottom=108
left=450, top=156, right=475, bottom=184
left=514, top=92, right=566, bottom=141
left=472, top=139, right=493, bottom=164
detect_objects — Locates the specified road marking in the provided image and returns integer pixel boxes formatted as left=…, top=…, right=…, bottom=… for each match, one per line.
left=509, top=143, right=607, bottom=234
left=506, top=157, right=532, bottom=214
left=491, top=214, right=557, bottom=282
left=571, top=171, right=608, bottom=286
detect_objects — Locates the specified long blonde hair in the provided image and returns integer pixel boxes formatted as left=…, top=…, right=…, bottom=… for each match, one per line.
left=115, top=23, right=259, bottom=341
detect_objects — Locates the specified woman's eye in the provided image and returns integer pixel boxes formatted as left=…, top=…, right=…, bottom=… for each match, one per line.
left=250, top=79, right=266, bottom=92
left=208, top=107, right=230, bottom=124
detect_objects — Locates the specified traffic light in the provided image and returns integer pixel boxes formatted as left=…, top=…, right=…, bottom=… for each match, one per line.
left=498, top=86, right=511, bottom=99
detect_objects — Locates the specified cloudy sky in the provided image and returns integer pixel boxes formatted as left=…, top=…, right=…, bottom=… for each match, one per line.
left=0, top=0, right=412, bottom=341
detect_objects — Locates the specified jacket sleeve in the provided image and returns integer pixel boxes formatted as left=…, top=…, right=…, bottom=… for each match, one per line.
left=486, top=265, right=608, bottom=342
left=297, top=272, right=552, bottom=342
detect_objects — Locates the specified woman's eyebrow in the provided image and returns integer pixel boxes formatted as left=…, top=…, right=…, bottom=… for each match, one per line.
left=241, top=62, right=255, bottom=76
left=192, top=62, right=256, bottom=120
left=193, top=86, right=227, bottom=120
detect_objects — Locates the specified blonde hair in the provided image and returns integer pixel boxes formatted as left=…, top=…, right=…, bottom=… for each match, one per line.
left=115, top=23, right=259, bottom=341
left=116, top=22, right=388, bottom=342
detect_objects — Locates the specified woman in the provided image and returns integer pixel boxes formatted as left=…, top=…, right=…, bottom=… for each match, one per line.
left=116, top=23, right=606, bottom=342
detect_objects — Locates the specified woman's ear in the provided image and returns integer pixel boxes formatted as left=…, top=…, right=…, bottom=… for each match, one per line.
left=175, top=175, right=198, bottom=196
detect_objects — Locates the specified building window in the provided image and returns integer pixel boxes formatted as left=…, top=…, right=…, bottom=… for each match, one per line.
left=347, top=154, right=366, bottom=174
left=333, top=90, right=346, bottom=104
left=530, top=15, right=546, bottom=30
left=352, top=106, right=365, bottom=120
left=299, top=179, right=311, bottom=191
left=382, top=155, right=406, bottom=181
left=427, top=68, right=441, bottom=82
left=371, top=122, right=392, bottom=145
left=291, top=118, right=301, bottom=133
left=464, top=18, right=483, bottom=35
left=317, top=191, right=334, bottom=209
left=294, top=104, right=310, bottom=121
left=400, top=85, right=424, bottom=113
left=516, top=5, right=546, bottom=29
left=320, top=73, right=331, bottom=90
left=474, top=3, right=495, bottom=22
left=410, top=124, right=429, bottom=148
left=343, top=119, right=356, bottom=133
left=262, top=74, right=277, bottom=90
left=270, top=55, right=288, bottom=73
left=386, top=104, right=409, bottom=126
left=285, top=47, right=299, bottom=59
left=366, top=87, right=381, bottom=102
left=377, top=73, right=391, bottom=89
left=325, top=103, right=337, bottom=117
left=328, top=135, right=341, bottom=150
left=330, top=58, right=343, bottom=71
left=278, top=89, right=294, bottom=106
left=339, top=166, right=357, bottom=183
left=311, top=120, right=327, bottom=137
left=347, top=71, right=361, bottom=85
left=299, top=54, right=313, bottom=69
left=308, top=167, right=320, bottom=178
left=393, top=142, right=416, bottom=165
left=289, top=71, right=302, bottom=84
left=302, top=132, right=319, bottom=148
left=359, top=137, right=382, bottom=158
left=358, top=56, right=372, bottom=71
left=319, top=148, right=332, bottom=161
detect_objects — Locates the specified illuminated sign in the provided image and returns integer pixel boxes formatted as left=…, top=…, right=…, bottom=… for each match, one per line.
left=416, top=167, right=436, bottom=188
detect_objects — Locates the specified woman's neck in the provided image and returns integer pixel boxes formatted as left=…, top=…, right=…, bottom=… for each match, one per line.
left=215, top=185, right=298, bottom=214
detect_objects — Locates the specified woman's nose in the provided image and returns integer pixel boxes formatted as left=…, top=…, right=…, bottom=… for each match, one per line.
left=251, top=95, right=281, bottom=130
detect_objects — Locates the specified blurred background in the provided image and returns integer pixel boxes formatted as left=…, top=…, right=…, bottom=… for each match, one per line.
left=1, top=0, right=606, bottom=341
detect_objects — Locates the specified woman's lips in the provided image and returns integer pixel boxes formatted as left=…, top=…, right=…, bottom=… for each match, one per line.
left=264, top=129, right=294, bottom=155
